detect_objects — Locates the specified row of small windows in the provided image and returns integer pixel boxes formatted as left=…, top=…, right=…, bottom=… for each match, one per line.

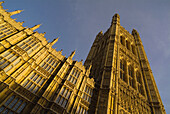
left=18, top=37, right=40, bottom=55
left=82, top=86, right=93, bottom=103
left=0, top=22, right=17, bottom=39
left=55, top=87, right=72, bottom=108
left=0, top=51, right=21, bottom=72
left=40, top=56, right=59, bottom=73
left=120, top=59, right=144, bottom=95
left=22, top=72, right=46, bottom=94
left=120, top=36, right=136, bottom=55
left=0, top=95, right=26, bottom=113
left=67, top=68, right=81, bottom=84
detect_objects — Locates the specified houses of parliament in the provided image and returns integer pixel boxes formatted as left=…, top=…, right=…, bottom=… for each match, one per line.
left=0, top=1, right=166, bottom=114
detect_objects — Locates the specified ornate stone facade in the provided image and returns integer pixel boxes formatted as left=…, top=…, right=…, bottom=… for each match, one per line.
left=0, top=2, right=165, bottom=114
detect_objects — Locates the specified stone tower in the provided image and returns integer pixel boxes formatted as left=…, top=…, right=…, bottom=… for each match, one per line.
left=0, top=2, right=166, bottom=114
left=84, top=14, right=165, bottom=114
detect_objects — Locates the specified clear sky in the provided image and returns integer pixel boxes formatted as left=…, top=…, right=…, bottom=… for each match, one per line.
left=3, top=0, right=170, bottom=113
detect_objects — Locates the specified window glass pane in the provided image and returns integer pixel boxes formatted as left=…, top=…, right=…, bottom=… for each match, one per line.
left=4, top=65, right=13, bottom=72
left=16, top=102, right=26, bottom=113
left=73, top=79, right=77, bottom=84
left=32, top=74, right=39, bottom=81
left=60, top=87, right=66, bottom=95
left=0, top=106, right=5, bottom=112
left=4, top=96, right=15, bottom=106
left=36, top=77, right=42, bottom=84
left=2, top=109, right=9, bottom=113
left=25, top=82, right=33, bottom=89
left=32, top=86, right=39, bottom=93
left=40, top=62, right=45, bottom=67
left=63, top=89, right=68, bottom=97
left=31, top=42, right=36, bottom=47
left=0, top=58, right=6, bottom=65
left=76, top=72, right=80, bottom=78
left=62, top=99, right=67, bottom=108
left=49, top=68, right=54, bottom=73
left=8, top=98, right=19, bottom=108
left=56, top=96, right=61, bottom=103
left=39, top=79, right=45, bottom=86
left=29, top=84, right=36, bottom=91
left=6, top=53, right=14, bottom=59
left=48, top=59, right=52, bottom=64
left=12, top=100, right=23, bottom=111
left=46, top=66, right=51, bottom=71
left=46, top=58, right=50, bottom=62
left=29, top=73, right=36, bottom=79
left=54, top=62, right=58, bottom=67
left=0, top=61, right=9, bottom=69
left=22, top=80, right=29, bottom=87
left=13, top=59, right=21, bottom=65
left=2, top=51, right=10, bottom=57
left=51, top=61, right=55, bottom=66
left=58, top=97, right=64, bottom=105
left=25, top=46, right=31, bottom=51
left=18, top=42, right=24, bottom=47
left=43, top=64, right=48, bottom=69
left=10, top=56, right=17, bottom=62
left=66, top=91, right=71, bottom=99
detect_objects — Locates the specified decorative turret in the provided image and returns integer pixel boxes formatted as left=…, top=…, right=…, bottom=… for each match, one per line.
left=0, top=1, right=4, bottom=6
left=31, top=24, right=41, bottom=31
left=69, top=50, right=76, bottom=59
left=50, top=37, right=59, bottom=46
left=9, top=10, right=24, bottom=16
left=111, top=13, right=120, bottom=25
left=132, top=29, right=140, bottom=39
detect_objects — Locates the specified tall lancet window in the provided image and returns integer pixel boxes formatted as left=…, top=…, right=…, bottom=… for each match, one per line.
left=120, top=59, right=125, bottom=81
left=128, top=65, right=134, bottom=88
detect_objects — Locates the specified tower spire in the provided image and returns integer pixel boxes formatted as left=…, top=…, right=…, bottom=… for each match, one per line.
left=9, top=10, right=24, bottom=16
left=50, top=37, right=59, bottom=46
left=31, top=24, right=41, bottom=31
left=69, top=50, right=76, bottom=59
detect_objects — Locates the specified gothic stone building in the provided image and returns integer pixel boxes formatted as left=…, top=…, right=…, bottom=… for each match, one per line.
left=0, top=2, right=165, bottom=114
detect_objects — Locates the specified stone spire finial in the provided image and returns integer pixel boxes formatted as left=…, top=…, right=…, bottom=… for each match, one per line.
left=41, top=32, right=46, bottom=36
left=0, top=1, right=4, bottom=6
left=50, top=37, right=59, bottom=46
left=31, top=24, right=41, bottom=31
left=112, top=13, right=120, bottom=24
left=132, top=29, right=140, bottom=38
left=9, top=10, right=24, bottom=16
left=69, top=50, right=76, bottom=59
left=18, top=21, right=24, bottom=25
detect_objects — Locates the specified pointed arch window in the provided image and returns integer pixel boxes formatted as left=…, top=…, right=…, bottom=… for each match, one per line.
left=120, top=36, right=125, bottom=46
left=131, top=45, right=136, bottom=55
left=128, top=65, right=134, bottom=87
left=136, top=71, right=144, bottom=95
left=120, top=59, right=125, bottom=81
left=126, top=40, right=131, bottom=50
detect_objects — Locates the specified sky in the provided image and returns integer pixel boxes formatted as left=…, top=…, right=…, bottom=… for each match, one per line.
left=2, top=0, right=170, bottom=113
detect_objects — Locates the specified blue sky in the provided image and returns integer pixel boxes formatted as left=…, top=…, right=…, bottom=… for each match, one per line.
left=3, top=0, right=170, bottom=113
